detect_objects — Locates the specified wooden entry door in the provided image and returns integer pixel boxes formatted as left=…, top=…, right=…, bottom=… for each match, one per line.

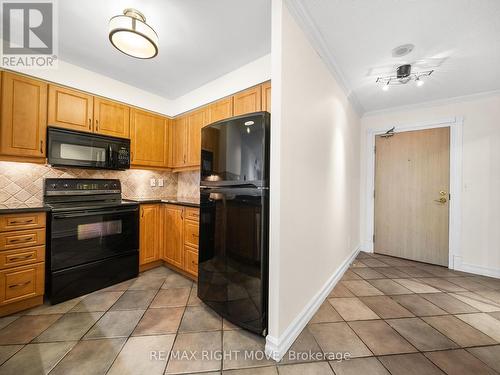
left=374, top=127, right=450, bottom=266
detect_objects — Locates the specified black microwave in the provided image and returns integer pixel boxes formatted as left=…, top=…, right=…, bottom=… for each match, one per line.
left=47, top=127, right=130, bottom=170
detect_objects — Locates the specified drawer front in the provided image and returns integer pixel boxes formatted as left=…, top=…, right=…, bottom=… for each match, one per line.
left=0, top=229, right=45, bottom=251
left=0, top=246, right=45, bottom=269
left=0, top=212, right=46, bottom=232
left=184, top=220, right=199, bottom=248
left=0, top=262, right=44, bottom=305
left=184, top=246, right=198, bottom=277
left=184, top=207, right=199, bottom=222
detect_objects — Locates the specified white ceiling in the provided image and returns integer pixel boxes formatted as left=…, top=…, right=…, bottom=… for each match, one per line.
left=293, top=0, right=500, bottom=114
left=58, top=0, right=271, bottom=99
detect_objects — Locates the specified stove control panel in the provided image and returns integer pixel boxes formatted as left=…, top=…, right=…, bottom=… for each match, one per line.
left=44, top=178, right=122, bottom=195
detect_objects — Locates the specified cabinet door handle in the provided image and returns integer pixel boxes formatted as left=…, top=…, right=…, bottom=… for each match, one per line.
left=8, top=281, right=31, bottom=289
left=10, top=219, right=34, bottom=224
left=141, top=208, right=144, bottom=218
left=40, top=140, right=43, bottom=154
left=8, top=237, right=34, bottom=244
left=89, top=118, right=92, bottom=130
left=95, top=119, right=99, bottom=131
left=8, top=254, right=33, bottom=261
left=131, top=152, right=134, bottom=161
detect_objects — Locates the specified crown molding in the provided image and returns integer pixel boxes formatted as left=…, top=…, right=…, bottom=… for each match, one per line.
left=284, top=0, right=365, bottom=116
left=363, top=89, right=500, bottom=118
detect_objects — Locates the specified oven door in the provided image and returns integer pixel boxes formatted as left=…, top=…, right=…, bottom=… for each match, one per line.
left=47, top=127, right=130, bottom=170
left=49, top=206, right=139, bottom=271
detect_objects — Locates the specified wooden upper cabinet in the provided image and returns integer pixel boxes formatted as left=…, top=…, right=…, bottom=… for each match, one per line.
left=130, top=109, right=169, bottom=168
left=208, top=97, right=233, bottom=124
left=262, top=81, right=271, bottom=112
left=186, top=108, right=208, bottom=166
left=233, top=85, right=262, bottom=116
left=163, top=205, right=184, bottom=269
left=139, top=204, right=159, bottom=265
left=48, top=85, right=93, bottom=133
left=171, top=117, right=186, bottom=168
left=94, top=97, right=130, bottom=138
left=0, top=72, right=47, bottom=158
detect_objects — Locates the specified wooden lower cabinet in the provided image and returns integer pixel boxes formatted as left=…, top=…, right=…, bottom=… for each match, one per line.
left=139, top=204, right=199, bottom=279
left=0, top=211, right=46, bottom=316
left=139, top=204, right=160, bottom=266
left=184, top=245, right=198, bottom=277
left=163, top=205, right=184, bottom=269
left=161, top=205, right=199, bottom=279
left=0, top=262, right=44, bottom=306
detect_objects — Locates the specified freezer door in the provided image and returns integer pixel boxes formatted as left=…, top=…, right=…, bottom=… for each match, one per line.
left=198, top=187, right=268, bottom=335
left=201, top=112, right=270, bottom=187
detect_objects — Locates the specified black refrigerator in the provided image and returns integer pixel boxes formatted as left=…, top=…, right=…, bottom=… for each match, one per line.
left=198, top=111, right=270, bottom=336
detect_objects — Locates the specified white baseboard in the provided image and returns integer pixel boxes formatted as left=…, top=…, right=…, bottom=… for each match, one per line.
left=265, top=246, right=361, bottom=361
left=453, top=256, right=500, bottom=279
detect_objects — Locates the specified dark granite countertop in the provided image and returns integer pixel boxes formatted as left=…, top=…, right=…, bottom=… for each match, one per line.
left=0, top=205, right=51, bottom=214
left=124, top=197, right=200, bottom=208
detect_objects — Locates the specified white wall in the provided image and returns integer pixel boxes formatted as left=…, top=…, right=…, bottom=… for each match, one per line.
left=267, top=0, right=361, bottom=358
left=9, top=61, right=175, bottom=116
left=172, top=54, right=271, bottom=116
left=361, top=93, right=500, bottom=277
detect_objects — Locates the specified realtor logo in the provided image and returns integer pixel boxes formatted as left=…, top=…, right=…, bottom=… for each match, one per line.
left=1, top=0, right=58, bottom=68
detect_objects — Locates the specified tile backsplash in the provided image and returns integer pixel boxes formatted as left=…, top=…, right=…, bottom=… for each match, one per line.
left=177, top=171, right=200, bottom=199
left=0, top=161, right=200, bottom=209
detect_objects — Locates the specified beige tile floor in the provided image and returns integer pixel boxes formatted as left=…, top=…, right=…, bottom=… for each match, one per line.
left=1, top=252, right=500, bottom=374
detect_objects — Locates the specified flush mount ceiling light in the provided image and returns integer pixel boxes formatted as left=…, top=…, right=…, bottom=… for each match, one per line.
left=376, top=64, right=433, bottom=91
left=109, top=8, right=158, bottom=59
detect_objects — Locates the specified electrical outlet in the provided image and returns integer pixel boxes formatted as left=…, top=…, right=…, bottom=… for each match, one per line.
left=158, top=178, right=164, bottom=187
left=150, top=178, right=156, bottom=187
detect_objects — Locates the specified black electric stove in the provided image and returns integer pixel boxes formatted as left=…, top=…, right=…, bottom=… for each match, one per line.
left=44, top=178, right=139, bottom=304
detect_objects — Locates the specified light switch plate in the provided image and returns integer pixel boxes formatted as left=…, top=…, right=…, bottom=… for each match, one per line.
left=158, top=179, right=164, bottom=187
left=150, top=178, right=156, bottom=187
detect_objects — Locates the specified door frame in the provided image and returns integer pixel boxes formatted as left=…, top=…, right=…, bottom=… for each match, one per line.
left=364, top=117, right=463, bottom=269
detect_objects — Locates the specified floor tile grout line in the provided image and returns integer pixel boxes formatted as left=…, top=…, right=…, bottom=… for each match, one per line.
left=46, top=267, right=184, bottom=374
left=162, top=280, right=195, bottom=374
left=103, top=268, right=192, bottom=375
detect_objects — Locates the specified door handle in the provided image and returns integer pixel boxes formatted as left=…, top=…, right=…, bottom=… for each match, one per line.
left=89, top=118, right=92, bottom=130
left=434, top=197, right=447, bottom=204
left=96, top=119, right=99, bottom=131
left=40, top=140, right=43, bottom=154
